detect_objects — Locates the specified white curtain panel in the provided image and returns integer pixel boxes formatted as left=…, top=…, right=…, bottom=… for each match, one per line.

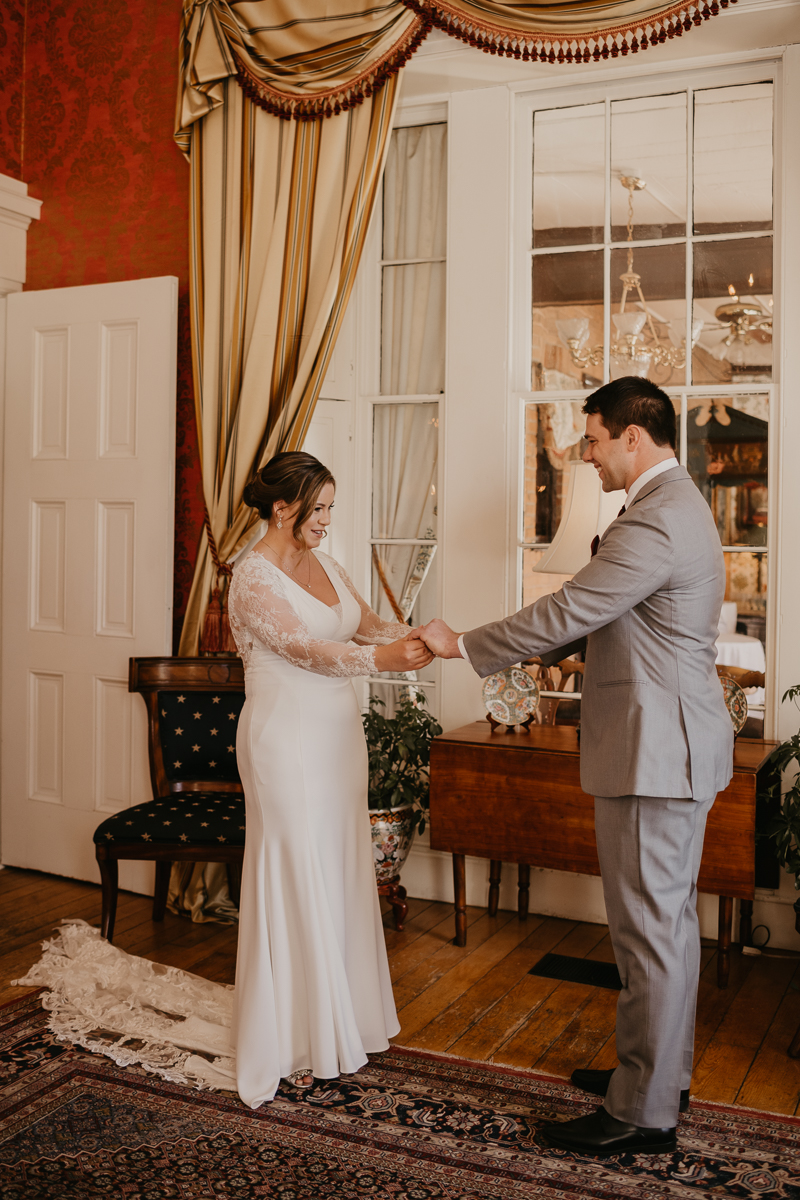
left=372, top=402, right=438, bottom=624
left=380, top=124, right=447, bottom=396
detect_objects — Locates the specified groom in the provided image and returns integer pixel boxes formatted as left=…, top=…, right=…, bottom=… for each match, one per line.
left=420, top=376, right=733, bottom=1157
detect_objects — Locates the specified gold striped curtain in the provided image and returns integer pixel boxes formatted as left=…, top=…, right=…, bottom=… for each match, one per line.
left=176, top=73, right=400, bottom=654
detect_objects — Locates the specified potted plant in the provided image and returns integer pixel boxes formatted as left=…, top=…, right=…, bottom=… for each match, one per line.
left=363, top=693, right=442, bottom=927
left=769, top=685, right=800, bottom=927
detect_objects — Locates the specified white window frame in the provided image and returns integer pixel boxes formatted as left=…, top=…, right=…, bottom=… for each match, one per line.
left=353, top=101, right=449, bottom=713
left=510, top=57, right=782, bottom=734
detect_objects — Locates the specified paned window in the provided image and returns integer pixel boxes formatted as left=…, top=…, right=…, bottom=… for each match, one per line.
left=369, top=124, right=446, bottom=713
left=523, top=81, right=773, bottom=725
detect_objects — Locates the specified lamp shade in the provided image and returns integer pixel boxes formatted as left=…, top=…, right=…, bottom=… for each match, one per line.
left=532, top=461, right=625, bottom=576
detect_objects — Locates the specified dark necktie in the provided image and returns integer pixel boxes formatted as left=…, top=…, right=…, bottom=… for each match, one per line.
left=590, top=505, right=627, bottom=558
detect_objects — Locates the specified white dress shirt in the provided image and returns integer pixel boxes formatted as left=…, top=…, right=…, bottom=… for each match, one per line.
left=622, top=456, right=679, bottom=511
left=456, top=455, right=680, bottom=665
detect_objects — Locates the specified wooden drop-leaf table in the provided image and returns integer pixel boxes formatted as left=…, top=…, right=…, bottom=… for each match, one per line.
left=429, top=722, right=777, bottom=988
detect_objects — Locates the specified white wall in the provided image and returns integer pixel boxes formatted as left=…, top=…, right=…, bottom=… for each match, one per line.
left=439, top=86, right=512, bottom=731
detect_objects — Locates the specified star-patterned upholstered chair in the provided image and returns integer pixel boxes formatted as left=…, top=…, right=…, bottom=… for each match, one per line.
left=94, top=657, right=246, bottom=942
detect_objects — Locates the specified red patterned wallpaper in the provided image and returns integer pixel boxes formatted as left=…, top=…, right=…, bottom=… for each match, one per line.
left=0, top=0, right=204, bottom=651
left=0, top=2, right=25, bottom=179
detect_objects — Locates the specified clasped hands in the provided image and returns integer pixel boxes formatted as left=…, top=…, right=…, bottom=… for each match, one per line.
left=374, top=619, right=463, bottom=674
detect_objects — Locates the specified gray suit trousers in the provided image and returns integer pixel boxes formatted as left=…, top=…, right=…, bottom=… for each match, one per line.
left=594, top=793, right=715, bottom=1129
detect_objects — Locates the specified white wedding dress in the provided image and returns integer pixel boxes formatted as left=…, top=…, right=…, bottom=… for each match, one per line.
left=227, top=548, right=405, bottom=1107
left=14, top=549, right=406, bottom=1108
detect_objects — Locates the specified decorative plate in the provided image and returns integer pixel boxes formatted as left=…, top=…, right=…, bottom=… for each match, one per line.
left=720, top=675, right=748, bottom=736
left=482, top=667, right=540, bottom=726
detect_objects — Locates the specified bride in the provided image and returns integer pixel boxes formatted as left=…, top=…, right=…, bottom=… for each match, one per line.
left=15, top=451, right=430, bottom=1109
left=227, top=451, right=433, bottom=1107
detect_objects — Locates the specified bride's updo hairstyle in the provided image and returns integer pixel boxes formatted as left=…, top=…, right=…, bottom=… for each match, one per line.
left=243, top=452, right=335, bottom=547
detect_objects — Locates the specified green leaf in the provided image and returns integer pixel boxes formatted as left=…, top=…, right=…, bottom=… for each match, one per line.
left=363, top=692, right=439, bottom=811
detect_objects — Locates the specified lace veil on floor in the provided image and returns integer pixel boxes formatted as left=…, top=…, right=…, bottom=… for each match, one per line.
left=14, top=920, right=236, bottom=1091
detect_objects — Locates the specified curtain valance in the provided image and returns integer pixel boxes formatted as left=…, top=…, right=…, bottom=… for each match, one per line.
left=176, top=0, right=734, bottom=138
left=406, top=0, right=733, bottom=62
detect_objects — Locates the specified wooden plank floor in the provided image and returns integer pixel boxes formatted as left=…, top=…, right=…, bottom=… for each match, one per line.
left=2, top=867, right=800, bottom=1115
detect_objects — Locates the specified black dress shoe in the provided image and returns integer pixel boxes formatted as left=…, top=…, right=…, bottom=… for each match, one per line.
left=570, top=1067, right=689, bottom=1113
left=541, top=1106, right=676, bottom=1157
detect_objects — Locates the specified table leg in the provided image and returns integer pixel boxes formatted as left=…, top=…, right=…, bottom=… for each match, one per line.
left=488, top=860, right=502, bottom=917
left=739, top=898, right=753, bottom=947
left=789, top=1023, right=800, bottom=1059
left=518, top=863, right=530, bottom=921
left=717, top=895, right=733, bottom=989
left=453, top=854, right=467, bottom=947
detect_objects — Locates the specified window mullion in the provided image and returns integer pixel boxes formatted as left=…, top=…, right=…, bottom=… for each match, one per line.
left=688, top=229, right=773, bottom=245
left=679, top=391, right=688, bottom=466
left=380, top=257, right=447, bottom=267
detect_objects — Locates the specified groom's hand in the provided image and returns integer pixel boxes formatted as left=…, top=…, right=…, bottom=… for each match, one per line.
left=419, top=619, right=464, bottom=659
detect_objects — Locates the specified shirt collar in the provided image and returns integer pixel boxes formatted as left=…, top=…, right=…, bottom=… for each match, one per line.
left=623, top=457, right=679, bottom=511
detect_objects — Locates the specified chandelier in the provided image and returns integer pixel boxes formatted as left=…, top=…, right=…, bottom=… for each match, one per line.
left=556, top=176, right=702, bottom=379
left=710, top=288, right=772, bottom=366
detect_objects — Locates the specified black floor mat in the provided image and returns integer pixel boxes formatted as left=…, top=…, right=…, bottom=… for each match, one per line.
left=529, top=952, right=622, bottom=990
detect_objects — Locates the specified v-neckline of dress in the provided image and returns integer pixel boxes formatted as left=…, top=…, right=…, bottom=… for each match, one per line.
left=253, top=547, right=343, bottom=610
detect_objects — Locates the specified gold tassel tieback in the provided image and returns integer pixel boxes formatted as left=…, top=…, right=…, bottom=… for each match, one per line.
left=199, top=508, right=237, bottom=656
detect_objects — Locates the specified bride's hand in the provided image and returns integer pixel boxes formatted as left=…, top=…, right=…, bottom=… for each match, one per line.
left=374, top=633, right=435, bottom=673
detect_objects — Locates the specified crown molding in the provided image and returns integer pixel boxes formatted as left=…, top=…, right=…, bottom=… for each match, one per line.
left=0, top=175, right=42, bottom=228
left=0, top=175, right=42, bottom=292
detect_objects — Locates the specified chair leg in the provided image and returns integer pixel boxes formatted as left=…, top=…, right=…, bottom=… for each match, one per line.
left=227, top=860, right=242, bottom=909
left=152, top=860, right=171, bottom=922
left=96, top=846, right=119, bottom=943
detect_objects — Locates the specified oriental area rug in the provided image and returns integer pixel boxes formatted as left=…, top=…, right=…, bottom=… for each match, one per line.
left=1, top=992, right=799, bottom=1200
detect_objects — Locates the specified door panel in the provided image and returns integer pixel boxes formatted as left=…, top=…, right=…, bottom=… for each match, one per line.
left=2, top=277, right=177, bottom=888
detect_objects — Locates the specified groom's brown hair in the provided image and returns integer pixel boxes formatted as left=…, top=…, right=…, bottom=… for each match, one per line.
left=583, top=377, right=677, bottom=450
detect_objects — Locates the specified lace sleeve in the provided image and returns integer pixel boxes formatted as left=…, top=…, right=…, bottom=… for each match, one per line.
left=318, top=553, right=411, bottom=645
left=228, top=555, right=377, bottom=677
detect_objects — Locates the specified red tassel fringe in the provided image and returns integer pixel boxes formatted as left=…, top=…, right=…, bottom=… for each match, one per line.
left=400, top=0, right=733, bottom=67
left=200, top=506, right=237, bottom=657
left=200, top=583, right=238, bottom=656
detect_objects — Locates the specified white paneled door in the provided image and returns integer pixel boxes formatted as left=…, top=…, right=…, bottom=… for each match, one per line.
left=1, top=277, right=177, bottom=889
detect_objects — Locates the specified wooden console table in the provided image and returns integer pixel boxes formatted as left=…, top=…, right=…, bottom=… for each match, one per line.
left=429, top=722, right=777, bottom=988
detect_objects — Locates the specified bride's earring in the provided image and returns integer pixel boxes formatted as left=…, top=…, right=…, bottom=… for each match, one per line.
left=276, top=509, right=283, bottom=530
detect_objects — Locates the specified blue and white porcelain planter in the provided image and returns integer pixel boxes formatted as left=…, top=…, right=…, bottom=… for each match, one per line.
left=369, top=806, right=415, bottom=884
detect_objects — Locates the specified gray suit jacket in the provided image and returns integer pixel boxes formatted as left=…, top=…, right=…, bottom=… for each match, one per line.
left=463, top=466, right=733, bottom=799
